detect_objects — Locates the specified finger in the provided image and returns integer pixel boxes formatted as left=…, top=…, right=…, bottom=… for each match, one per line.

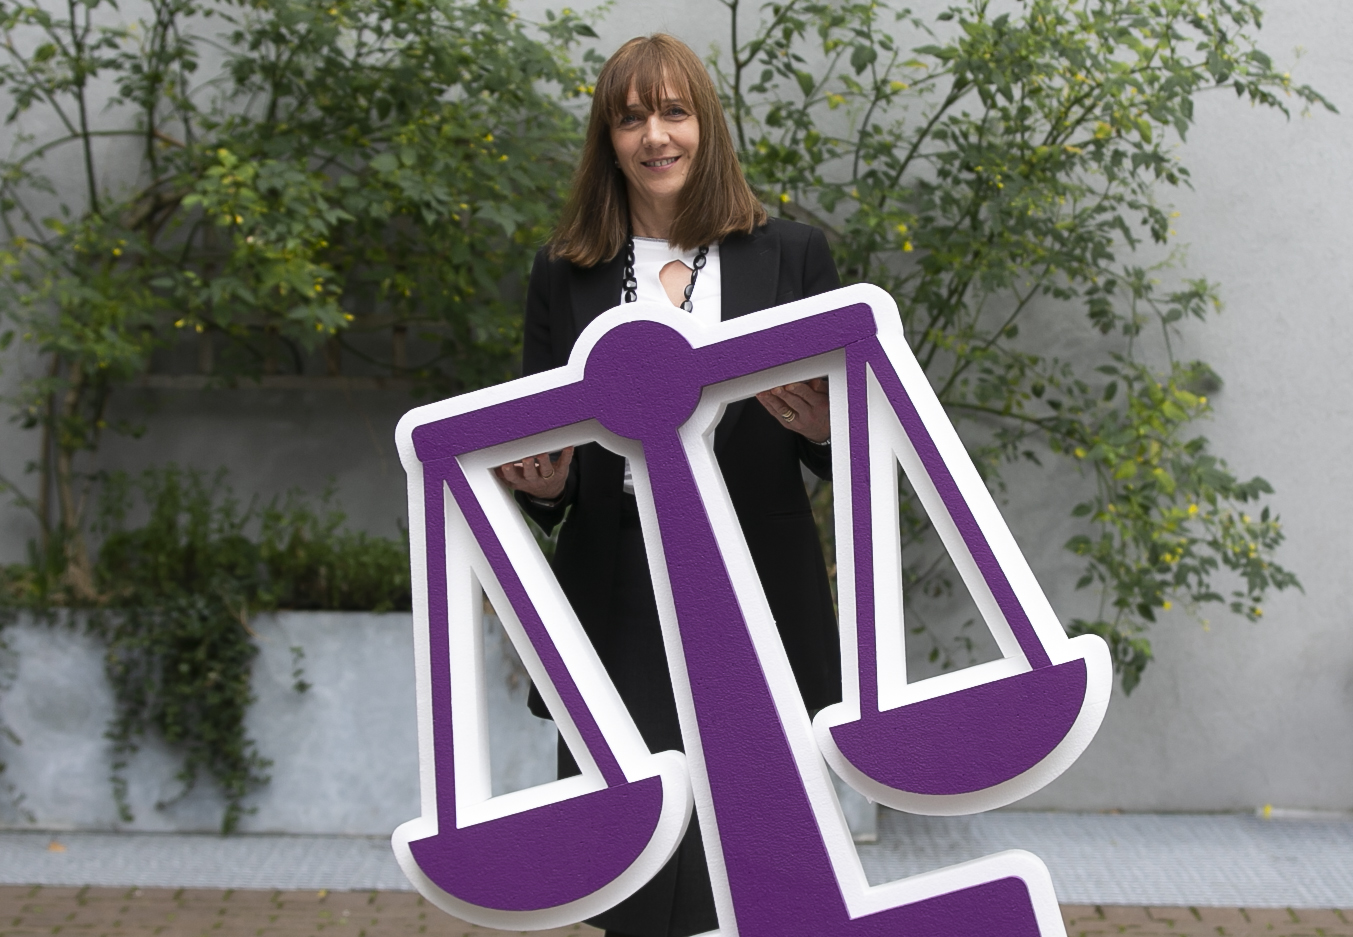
left=524, top=454, right=552, bottom=481
left=530, top=452, right=563, bottom=480
left=495, top=462, right=529, bottom=492
left=772, top=386, right=830, bottom=440
left=541, top=448, right=573, bottom=497
left=792, top=381, right=829, bottom=408
left=789, top=380, right=829, bottom=403
left=772, top=385, right=815, bottom=413
left=755, top=392, right=794, bottom=419
left=761, top=398, right=800, bottom=425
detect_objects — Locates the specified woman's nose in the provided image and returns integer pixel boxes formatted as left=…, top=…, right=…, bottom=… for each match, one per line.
left=642, top=115, right=669, bottom=146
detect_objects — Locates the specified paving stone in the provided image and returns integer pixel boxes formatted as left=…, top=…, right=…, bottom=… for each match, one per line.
left=0, top=887, right=604, bottom=937
left=5, top=889, right=1351, bottom=937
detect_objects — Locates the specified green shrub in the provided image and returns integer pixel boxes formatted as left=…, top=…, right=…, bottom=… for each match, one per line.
left=715, top=0, right=1321, bottom=691
left=0, top=0, right=594, bottom=596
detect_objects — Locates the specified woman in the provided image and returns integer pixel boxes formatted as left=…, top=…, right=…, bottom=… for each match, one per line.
left=495, top=33, right=841, bottom=937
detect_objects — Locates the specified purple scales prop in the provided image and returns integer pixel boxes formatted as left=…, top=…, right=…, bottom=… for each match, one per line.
left=392, top=285, right=1112, bottom=936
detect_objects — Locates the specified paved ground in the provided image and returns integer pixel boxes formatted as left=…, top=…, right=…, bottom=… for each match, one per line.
left=0, top=887, right=601, bottom=937
left=3, top=811, right=1351, bottom=936
left=1060, top=904, right=1352, bottom=936
left=6, top=812, right=1352, bottom=908
left=865, top=811, right=1353, bottom=908
left=0, top=887, right=1349, bottom=937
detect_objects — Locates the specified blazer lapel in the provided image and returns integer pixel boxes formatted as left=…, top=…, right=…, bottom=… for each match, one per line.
left=714, top=228, right=780, bottom=453
left=719, top=227, right=780, bottom=322
left=570, top=252, right=625, bottom=342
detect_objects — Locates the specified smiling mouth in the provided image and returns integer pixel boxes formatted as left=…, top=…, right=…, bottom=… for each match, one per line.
left=642, top=156, right=679, bottom=168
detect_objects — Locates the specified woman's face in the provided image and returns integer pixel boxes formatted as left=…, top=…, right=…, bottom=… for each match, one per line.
left=610, top=82, right=700, bottom=209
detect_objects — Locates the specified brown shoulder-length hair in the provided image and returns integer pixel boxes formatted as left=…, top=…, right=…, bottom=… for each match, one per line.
left=548, top=34, right=767, bottom=267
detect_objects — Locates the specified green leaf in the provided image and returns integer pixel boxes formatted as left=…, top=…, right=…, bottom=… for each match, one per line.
left=850, top=44, right=877, bottom=75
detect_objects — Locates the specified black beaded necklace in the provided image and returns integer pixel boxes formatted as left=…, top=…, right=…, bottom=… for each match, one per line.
left=623, top=236, right=709, bottom=312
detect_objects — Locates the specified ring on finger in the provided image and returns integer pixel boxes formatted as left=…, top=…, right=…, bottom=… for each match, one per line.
left=541, top=468, right=555, bottom=479
left=781, top=409, right=796, bottom=423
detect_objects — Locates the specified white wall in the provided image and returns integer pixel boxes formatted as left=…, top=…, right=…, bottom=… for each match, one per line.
left=1, top=0, right=1350, bottom=811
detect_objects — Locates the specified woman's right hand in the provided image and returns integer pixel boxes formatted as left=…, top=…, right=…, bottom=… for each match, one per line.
left=494, top=447, right=574, bottom=502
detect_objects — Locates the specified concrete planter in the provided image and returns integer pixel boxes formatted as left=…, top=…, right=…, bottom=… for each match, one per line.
left=0, top=612, right=555, bottom=834
left=0, top=612, right=881, bottom=841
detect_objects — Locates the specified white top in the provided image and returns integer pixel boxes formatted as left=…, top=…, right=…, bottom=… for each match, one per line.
left=622, top=237, right=722, bottom=324
left=621, top=238, right=722, bottom=493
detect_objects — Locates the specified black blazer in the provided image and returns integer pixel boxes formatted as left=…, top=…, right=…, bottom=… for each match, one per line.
left=520, top=217, right=842, bottom=714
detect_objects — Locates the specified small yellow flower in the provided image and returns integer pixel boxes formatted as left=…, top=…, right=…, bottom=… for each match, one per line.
left=895, top=222, right=908, bottom=235
left=112, top=247, right=122, bottom=257
left=902, top=241, right=913, bottom=252
left=483, top=133, right=494, bottom=142
left=1074, top=447, right=1086, bottom=458
left=779, top=193, right=790, bottom=204
left=1162, top=600, right=1172, bottom=611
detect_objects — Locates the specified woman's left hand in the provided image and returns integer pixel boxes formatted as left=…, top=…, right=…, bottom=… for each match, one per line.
left=756, top=378, right=829, bottom=444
